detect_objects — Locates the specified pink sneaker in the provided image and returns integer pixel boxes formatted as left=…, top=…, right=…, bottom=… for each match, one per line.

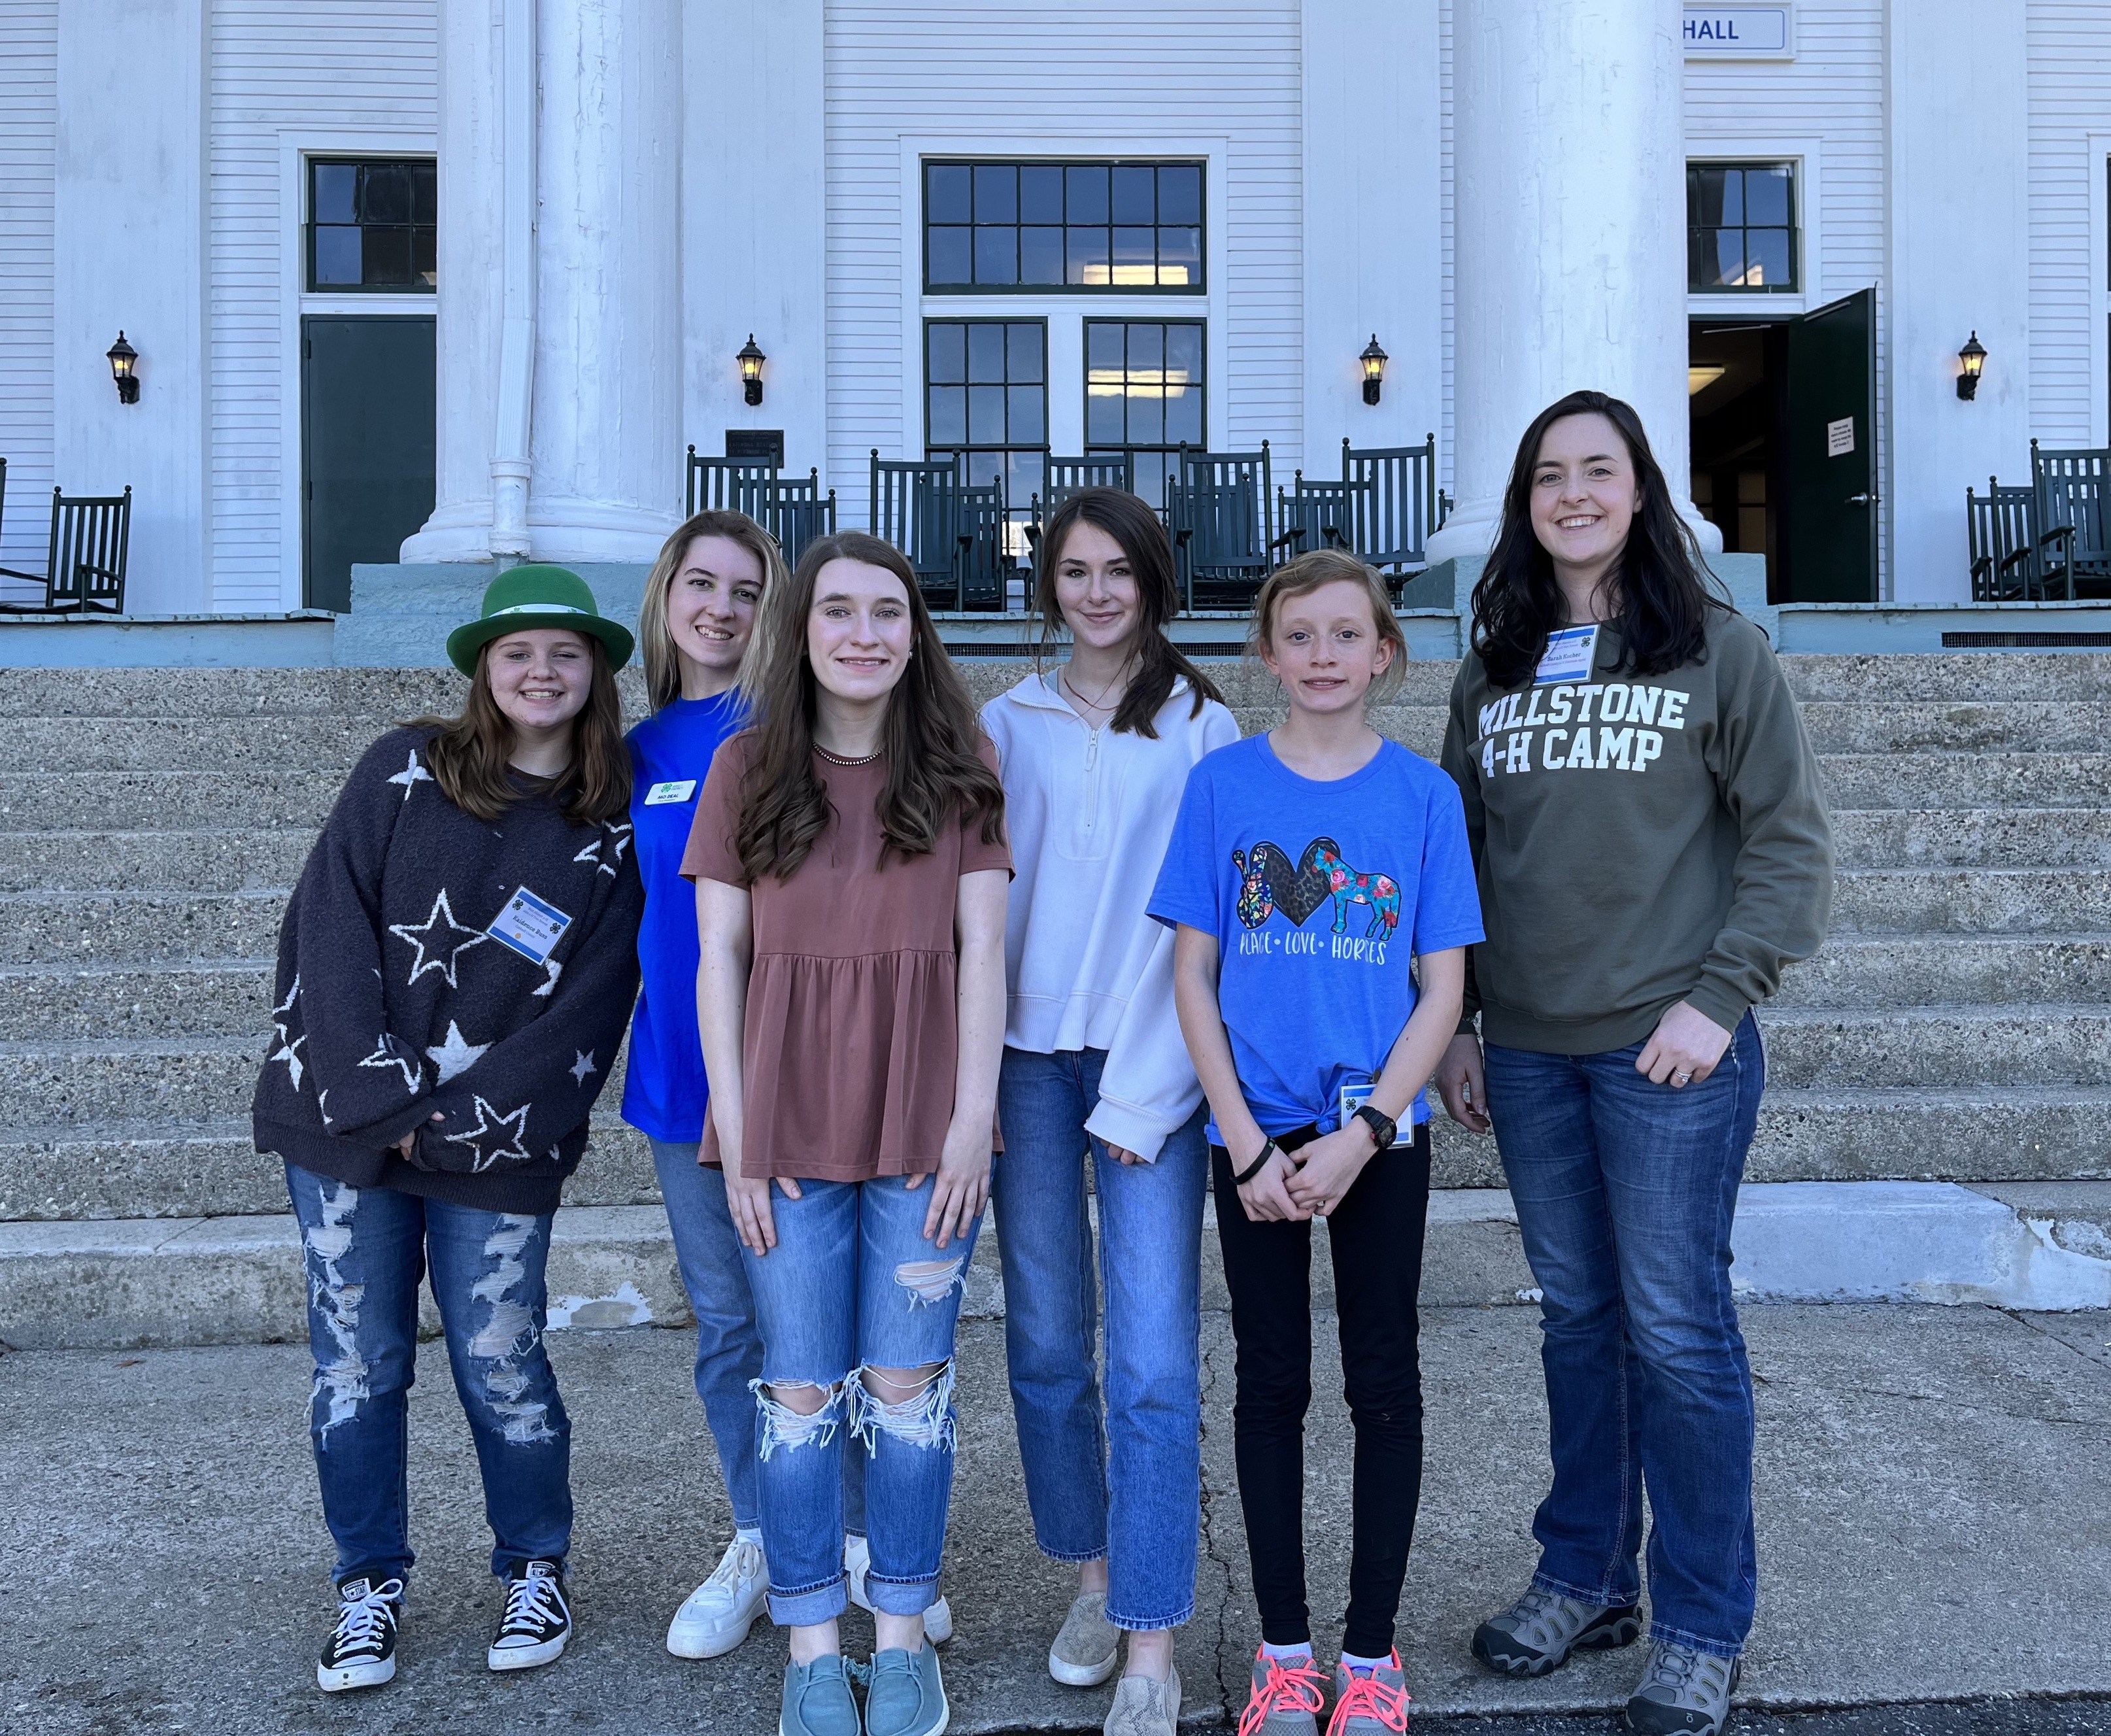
left=1327, top=1654, right=1411, bottom=1735
left=1238, top=1647, right=1327, bottom=1736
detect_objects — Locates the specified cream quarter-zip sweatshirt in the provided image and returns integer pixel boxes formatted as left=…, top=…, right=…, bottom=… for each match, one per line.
left=982, top=670, right=1240, bottom=1160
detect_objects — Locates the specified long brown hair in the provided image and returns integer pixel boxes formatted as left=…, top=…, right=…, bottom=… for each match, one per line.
left=1034, top=487, right=1223, bottom=736
left=413, top=632, right=632, bottom=825
left=733, top=530, right=1004, bottom=881
left=638, top=509, right=790, bottom=712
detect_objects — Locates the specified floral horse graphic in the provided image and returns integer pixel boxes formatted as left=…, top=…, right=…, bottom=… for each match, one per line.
left=1234, top=836, right=1401, bottom=938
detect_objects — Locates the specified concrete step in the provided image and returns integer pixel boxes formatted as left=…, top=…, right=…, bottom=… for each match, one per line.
left=0, top=1035, right=265, bottom=1127
left=0, top=770, right=342, bottom=831
left=1827, top=808, right=2111, bottom=870
left=0, top=892, right=286, bottom=966
left=1759, top=1004, right=2111, bottom=1089
left=1774, top=933, right=2111, bottom=1008
left=1740, top=1083, right=2111, bottom=1183
left=0, top=665, right=471, bottom=718
left=6, top=1178, right=2106, bottom=1350
left=0, top=961, right=275, bottom=1040
left=6, top=715, right=388, bottom=774
left=1793, top=700, right=2110, bottom=755
left=0, top=829, right=315, bottom=894
left=1818, top=752, right=2111, bottom=809
left=1777, top=651, right=2111, bottom=703
left=1831, top=868, right=2111, bottom=934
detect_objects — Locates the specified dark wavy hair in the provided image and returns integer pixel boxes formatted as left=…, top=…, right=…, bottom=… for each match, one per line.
left=732, top=530, right=1004, bottom=881
left=1471, top=390, right=1728, bottom=691
left=412, top=633, right=630, bottom=825
left=1033, top=488, right=1223, bottom=736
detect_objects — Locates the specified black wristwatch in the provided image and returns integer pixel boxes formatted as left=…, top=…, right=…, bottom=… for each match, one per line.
left=1352, top=1103, right=1398, bottom=1151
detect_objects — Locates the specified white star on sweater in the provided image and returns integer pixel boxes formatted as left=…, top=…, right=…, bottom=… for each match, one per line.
left=386, top=749, right=434, bottom=802
left=532, top=957, right=563, bottom=998
left=426, top=1021, right=491, bottom=1085
left=269, top=975, right=306, bottom=1087
left=358, top=1037, right=424, bottom=1094
left=446, top=1096, right=533, bottom=1172
left=388, top=889, right=489, bottom=988
left=570, top=1050, right=596, bottom=1085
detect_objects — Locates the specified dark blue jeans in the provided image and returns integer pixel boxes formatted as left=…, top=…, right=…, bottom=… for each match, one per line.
left=286, top=1162, right=573, bottom=1585
left=1481, top=1012, right=1765, bottom=1659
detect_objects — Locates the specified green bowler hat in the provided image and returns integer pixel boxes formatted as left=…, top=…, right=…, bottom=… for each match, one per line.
left=445, top=564, right=635, bottom=675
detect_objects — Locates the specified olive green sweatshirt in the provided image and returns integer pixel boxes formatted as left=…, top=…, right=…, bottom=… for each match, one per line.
left=1439, top=607, right=1834, bottom=1055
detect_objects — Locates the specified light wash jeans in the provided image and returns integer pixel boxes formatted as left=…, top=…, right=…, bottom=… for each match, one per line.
left=992, top=1046, right=1208, bottom=1631
left=1482, top=1012, right=1767, bottom=1659
left=286, top=1161, right=571, bottom=1584
left=650, top=1138, right=867, bottom=1539
left=739, top=1172, right=983, bottom=1627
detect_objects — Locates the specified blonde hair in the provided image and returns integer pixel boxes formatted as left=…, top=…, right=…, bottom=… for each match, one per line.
left=638, top=510, right=791, bottom=711
left=1249, top=549, right=1408, bottom=705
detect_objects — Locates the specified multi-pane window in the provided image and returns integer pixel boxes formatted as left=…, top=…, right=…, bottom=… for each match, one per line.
left=924, top=160, right=1204, bottom=293
left=925, top=320, right=1047, bottom=515
left=1687, top=162, right=1797, bottom=292
left=309, top=158, right=437, bottom=292
left=1086, top=320, right=1206, bottom=502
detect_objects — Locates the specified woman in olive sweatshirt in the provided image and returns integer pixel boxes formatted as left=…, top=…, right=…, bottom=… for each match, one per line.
left=1434, top=392, right=1832, bottom=1736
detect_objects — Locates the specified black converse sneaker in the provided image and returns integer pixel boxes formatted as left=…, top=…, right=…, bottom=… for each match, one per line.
left=317, top=1573, right=404, bottom=1692
left=488, top=1558, right=573, bottom=1672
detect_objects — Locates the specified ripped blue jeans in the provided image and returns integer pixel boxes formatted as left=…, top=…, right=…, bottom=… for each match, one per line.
left=739, top=1172, right=983, bottom=1627
left=286, top=1162, right=572, bottom=1586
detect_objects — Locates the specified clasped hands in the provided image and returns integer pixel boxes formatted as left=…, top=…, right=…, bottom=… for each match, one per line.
left=1232, top=1117, right=1381, bottom=1223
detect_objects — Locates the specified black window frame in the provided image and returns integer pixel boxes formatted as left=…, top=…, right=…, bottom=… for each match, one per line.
left=922, top=158, right=1206, bottom=296
left=1686, top=159, right=1799, bottom=295
left=307, top=156, right=438, bottom=294
left=1083, top=318, right=1208, bottom=505
left=923, top=316, right=1050, bottom=551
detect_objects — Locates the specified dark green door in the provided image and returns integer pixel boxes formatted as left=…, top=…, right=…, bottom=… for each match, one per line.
left=1783, top=288, right=1876, bottom=602
left=301, top=315, right=436, bottom=612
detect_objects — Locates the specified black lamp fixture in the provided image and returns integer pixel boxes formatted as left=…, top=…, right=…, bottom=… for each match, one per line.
left=737, top=334, right=766, bottom=407
left=1956, top=332, right=1987, bottom=401
left=107, top=331, right=139, bottom=405
left=1360, top=334, right=1388, bottom=406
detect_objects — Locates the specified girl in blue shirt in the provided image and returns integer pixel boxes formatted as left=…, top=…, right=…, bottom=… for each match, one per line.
left=1149, top=551, right=1483, bottom=1736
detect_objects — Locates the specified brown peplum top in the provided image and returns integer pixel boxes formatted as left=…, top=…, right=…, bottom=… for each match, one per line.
left=681, top=730, right=1011, bottom=1183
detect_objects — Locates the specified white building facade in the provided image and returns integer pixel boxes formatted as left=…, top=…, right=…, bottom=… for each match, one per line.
left=2, top=0, right=2108, bottom=615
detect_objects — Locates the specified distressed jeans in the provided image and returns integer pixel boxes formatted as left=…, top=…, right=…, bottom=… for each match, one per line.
left=1482, top=1012, right=1766, bottom=1659
left=739, top=1173, right=983, bottom=1627
left=992, top=1046, right=1207, bottom=1631
left=650, top=1138, right=866, bottom=1537
left=286, top=1161, right=571, bottom=1585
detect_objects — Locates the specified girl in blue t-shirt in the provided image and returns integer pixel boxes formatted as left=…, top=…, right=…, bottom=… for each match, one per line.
left=624, top=509, right=780, bottom=1661
left=1149, top=551, right=1483, bottom=1736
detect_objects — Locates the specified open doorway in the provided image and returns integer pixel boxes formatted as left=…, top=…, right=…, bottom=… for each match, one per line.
left=1689, top=289, right=1878, bottom=604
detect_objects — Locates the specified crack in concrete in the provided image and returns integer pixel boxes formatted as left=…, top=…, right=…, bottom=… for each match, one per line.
left=1196, top=1326, right=1240, bottom=1721
left=1997, top=1305, right=2111, bottom=1373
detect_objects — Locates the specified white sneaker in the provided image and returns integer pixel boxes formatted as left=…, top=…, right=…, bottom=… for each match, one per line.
left=666, top=1534, right=769, bottom=1659
left=844, top=1533, right=953, bottom=1646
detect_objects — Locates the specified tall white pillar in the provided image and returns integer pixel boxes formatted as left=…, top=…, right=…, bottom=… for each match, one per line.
left=404, top=0, right=683, bottom=566
left=1428, top=0, right=1720, bottom=562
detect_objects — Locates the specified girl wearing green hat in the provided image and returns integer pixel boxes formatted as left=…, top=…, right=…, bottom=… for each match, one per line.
left=252, top=564, right=646, bottom=1696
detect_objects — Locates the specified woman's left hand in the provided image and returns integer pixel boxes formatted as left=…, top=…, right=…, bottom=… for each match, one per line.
left=1636, top=1001, right=1734, bottom=1088
left=909, top=1118, right=992, bottom=1250
left=1282, top=1124, right=1377, bottom=1218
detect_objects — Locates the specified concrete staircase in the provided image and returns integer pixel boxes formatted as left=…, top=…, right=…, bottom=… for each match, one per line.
left=3, top=654, right=2109, bottom=1348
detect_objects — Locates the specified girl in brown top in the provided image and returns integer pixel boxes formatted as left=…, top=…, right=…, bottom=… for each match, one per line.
left=685, top=531, right=1009, bottom=1736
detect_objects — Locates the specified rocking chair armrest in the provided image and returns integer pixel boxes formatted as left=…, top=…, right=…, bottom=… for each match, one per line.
left=1268, top=525, right=1306, bottom=553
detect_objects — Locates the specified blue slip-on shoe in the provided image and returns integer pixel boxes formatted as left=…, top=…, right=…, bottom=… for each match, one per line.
left=781, top=1653, right=864, bottom=1736
left=862, top=1642, right=949, bottom=1736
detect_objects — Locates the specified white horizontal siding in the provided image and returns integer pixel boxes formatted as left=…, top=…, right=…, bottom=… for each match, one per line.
left=2027, top=1, right=2111, bottom=448
left=0, top=0, right=56, bottom=585
left=1438, top=0, right=1453, bottom=498
left=208, top=1, right=436, bottom=609
left=821, top=0, right=1302, bottom=520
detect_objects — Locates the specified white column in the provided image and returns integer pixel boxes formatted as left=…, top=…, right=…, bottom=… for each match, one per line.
left=1883, top=0, right=2029, bottom=602
left=405, top=0, right=682, bottom=566
left=52, top=0, right=210, bottom=611
left=1427, top=0, right=1719, bottom=562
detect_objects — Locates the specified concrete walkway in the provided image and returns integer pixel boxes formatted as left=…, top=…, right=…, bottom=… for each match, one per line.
left=4, top=1303, right=2108, bottom=1735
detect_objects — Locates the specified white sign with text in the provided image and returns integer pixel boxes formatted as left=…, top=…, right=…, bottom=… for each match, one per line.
left=1683, top=5, right=1793, bottom=57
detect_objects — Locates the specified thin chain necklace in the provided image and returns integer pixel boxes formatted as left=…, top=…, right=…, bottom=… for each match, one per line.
left=1060, top=659, right=1132, bottom=715
left=814, top=741, right=883, bottom=768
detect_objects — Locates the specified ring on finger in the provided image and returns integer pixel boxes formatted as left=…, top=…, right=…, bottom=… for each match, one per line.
left=1672, top=1069, right=1693, bottom=1087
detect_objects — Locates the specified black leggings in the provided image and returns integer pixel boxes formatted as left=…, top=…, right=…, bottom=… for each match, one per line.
left=1210, top=1122, right=1431, bottom=1659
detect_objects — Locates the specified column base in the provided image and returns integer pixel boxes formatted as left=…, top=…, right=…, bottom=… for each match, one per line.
left=399, top=498, right=681, bottom=567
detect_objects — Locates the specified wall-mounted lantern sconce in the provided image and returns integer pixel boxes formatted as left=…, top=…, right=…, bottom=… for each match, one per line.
left=1956, top=332, right=1987, bottom=401
left=737, top=335, right=766, bottom=407
left=107, top=332, right=139, bottom=405
left=1360, top=335, right=1388, bottom=406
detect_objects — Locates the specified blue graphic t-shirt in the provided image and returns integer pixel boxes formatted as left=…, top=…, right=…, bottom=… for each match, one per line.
left=622, top=691, right=746, bottom=1142
left=1147, top=734, right=1484, bottom=1142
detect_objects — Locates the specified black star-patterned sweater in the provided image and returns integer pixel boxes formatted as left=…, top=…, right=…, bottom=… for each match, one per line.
left=252, top=726, right=645, bottom=1214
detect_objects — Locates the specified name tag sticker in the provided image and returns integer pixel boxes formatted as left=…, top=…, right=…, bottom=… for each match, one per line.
left=1534, top=624, right=1599, bottom=686
left=644, top=779, right=698, bottom=806
left=488, top=887, right=573, bottom=965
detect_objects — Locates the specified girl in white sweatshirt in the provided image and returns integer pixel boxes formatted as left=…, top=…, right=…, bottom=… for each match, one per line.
left=981, top=488, right=1238, bottom=1736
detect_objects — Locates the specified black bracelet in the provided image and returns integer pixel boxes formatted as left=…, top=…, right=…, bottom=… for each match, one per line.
left=1232, top=1137, right=1279, bottom=1185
